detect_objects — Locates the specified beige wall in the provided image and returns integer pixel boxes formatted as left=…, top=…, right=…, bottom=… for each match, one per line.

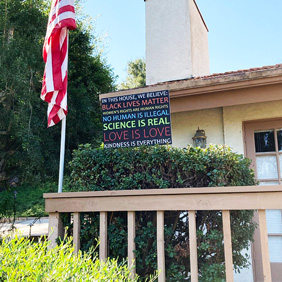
left=223, top=100, right=282, bottom=154
left=171, top=100, right=282, bottom=153
left=171, top=107, right=224, bottom=148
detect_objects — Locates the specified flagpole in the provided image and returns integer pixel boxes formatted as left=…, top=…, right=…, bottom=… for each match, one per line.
left=58, top=116, right=66, bottom=193
left=41, top=2, right=76, bottom=193
left=58, top=29, right=69, bottom=194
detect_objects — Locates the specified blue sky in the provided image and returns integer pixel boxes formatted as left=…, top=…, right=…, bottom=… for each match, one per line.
left=83, top=0, right=282, bottom=84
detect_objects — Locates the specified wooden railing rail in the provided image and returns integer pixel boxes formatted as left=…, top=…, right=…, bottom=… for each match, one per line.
left=44, top=185, right=282, bottom=282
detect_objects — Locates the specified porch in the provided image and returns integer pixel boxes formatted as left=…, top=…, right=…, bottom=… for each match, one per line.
left=44, top=185, right=282, bottom=282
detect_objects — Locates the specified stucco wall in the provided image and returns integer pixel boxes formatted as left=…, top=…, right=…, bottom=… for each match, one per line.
left=146, top=0, right=192, bottom=85
left=172, top=100, right=282, bottom=152
left=223, top=100, right=282, bottom=154
left=145, top=0, right=209, bottom=85
left=171, top=107, right=224, bottom=148
left=189, top=0, right=209, bottom=77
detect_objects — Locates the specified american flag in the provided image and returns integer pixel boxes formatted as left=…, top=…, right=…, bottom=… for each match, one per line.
left=41, top=0, right=76, bottom=127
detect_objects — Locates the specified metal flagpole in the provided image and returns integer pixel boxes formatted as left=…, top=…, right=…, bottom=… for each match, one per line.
left=58, top=30, right=69, bottom=193
left=58, top=116, right=66, bottom=193
left=41, top=2, right=75, bottom=194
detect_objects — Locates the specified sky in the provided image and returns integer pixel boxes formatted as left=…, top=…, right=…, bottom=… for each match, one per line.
left=83, top=0, right=282, bottom=85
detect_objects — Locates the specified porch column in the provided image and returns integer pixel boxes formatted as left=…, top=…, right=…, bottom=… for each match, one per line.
left=222, top=210, right=234, bottom=282
left=48, top=212, right=64, bottom=248
left=189, top=210, right=198, bottom=282
left=128, top=211, right=136, bottom=278
left=99, top=211, right=107, bottom=261
left=258, top=210, right=271, bottom=282
left=73, top=212, right=81, bottom=254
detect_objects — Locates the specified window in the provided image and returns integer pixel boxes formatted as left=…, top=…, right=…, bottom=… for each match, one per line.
left=244, top=119, right=282, bottom=281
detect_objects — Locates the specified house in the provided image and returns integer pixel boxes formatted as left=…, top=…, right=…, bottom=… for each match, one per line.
left=99, top=0, right=282, bottom=281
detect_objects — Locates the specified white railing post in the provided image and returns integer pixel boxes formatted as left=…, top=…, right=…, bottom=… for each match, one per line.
left=128, top=211, right=136, bottom=278
left=258, top=209, right=272, bottom=282
left=99, top=211, right=107, bottom=261
left=222, top=210, right=234, bottom=282
left=157, top=211, right=165, bottom=282
left=48, top=212, right=64, bottom=248
left=73, top=212, right=80, bottom=254
left=189, top=210, right=198, bottom=282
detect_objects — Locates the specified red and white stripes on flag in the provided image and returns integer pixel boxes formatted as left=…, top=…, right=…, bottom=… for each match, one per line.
left=41, top=0, right=76, bottom=127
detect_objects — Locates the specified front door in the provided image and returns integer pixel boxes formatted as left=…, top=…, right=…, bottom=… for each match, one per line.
left=244, top=119, right=282, bottom=282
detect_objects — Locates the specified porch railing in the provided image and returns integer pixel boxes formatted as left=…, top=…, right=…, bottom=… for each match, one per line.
left=44, top=185, right=282, bottom=282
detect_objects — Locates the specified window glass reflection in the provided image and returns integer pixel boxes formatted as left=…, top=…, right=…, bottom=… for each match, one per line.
left=277, top=130, right=282, bottom=151
left=259, top=181, right=279, bottom=186
left=256, top=155, right=278, bottom=179
left=268, top=237, right=282, bottom=262
left=255, top=130, right=275, bottom=153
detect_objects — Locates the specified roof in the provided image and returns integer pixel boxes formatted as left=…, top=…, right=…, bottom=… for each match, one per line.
left=100, top=63, right=282, bottom=114
left=165, top=64, right=282, bottom=84
left=139, top=63, right=282, bottom=87
left=100, top=63, right=282, bottom=100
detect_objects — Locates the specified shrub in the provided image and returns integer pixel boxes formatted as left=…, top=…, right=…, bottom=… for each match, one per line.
left=70, top=144, right=256, bottom=191
left=69, top=145, right=257, bottom=281
left=0, top=189, right=14, bottom=219
left=0, top=234, right=145, bottom=282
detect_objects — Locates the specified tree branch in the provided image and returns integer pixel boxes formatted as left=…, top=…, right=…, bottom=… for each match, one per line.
left=0, top=92, right=7, bottom=103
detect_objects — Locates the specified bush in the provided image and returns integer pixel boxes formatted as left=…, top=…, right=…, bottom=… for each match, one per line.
left=0, top=189, right=14, bottom=219
left=0, top=234, right=146, bottom=282
left=12, top=181, right=57, bottom=217
left=0, top=181, right=58, bottom=220
left=69, top=145, right=257, bottom=281
left=70, top=144, right=256, bottom=191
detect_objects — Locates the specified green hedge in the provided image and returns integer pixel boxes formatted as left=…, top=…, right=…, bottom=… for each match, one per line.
left=0, top=235, right=146, bottom=282
left=70, top=144, right=256, bottom=191
left=69, top=145, right=257, bottom=281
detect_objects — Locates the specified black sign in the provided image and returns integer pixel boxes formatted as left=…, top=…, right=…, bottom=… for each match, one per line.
left=101, top=90, right=172, bottom=148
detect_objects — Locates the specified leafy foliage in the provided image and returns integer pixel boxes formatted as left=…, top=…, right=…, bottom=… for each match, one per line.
left=119, top=58, right=146, bottom=90
left=0, top=0, right=115, bottom=187
left=0, top=0, right=47, bottom=184
left=70, top=144, right=256, bottom=191
left=0, top=234, right=147, bottom=281
left=69, top=144, right=257, bottom=281
left=0, top=189, right=13, bottom=219
left=14, top=181, right=57, bottom=217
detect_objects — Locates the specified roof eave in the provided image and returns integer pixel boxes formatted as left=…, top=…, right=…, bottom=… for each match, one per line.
left=100, top=65, right=282, bottom=100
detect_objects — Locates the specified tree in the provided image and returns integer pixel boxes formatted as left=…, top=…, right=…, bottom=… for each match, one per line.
left=0, top=0, right=48, bottom=184
left=119, top=58, right=146, bottom=90
left=0, top=0, right=115, bottom=186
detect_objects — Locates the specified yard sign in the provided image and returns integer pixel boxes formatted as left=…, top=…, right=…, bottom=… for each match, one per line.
left=101, top=90, right=172, bottom=148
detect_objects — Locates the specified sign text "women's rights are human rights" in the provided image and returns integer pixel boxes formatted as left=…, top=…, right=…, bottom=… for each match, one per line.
left=101, top=90, right=172, bottom=148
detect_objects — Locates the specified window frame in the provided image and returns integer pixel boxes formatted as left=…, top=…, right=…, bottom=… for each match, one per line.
left=244, top=118, right=282, bottom=282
